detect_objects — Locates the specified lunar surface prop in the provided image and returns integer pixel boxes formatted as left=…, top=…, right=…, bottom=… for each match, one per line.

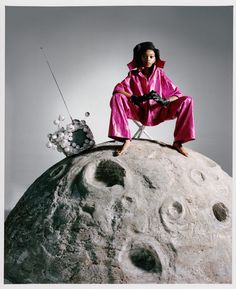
left=4, top=140, right=232, bottom=284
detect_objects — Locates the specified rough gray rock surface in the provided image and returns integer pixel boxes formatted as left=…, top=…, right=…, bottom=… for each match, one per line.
left=4, top=140, right=232, bottom=284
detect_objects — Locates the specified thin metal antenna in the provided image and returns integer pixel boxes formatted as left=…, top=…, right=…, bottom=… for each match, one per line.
left=40, top=46, right=74, bottom=123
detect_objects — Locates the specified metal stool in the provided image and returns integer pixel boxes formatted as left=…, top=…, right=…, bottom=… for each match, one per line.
left=132, top=120, right=153, bottom=140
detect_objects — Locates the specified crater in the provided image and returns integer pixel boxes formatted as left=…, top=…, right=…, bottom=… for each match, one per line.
left=167, top=201, right=183, bottom=219
left=159, top=198, right=188, bottom=233
left=95, top=160, right=126, bottom=187
left=49, top=164, right=67, bottom=179
left=82, top=205, right=95, bottom=217
left=129, top=246, right=162, bottom=274
left=125, top=197, right=133, bottom=203
left=212, top=202, right=229, bottom=222
left=143, top=175, right=156, bottom=189
left=190, top=169, right=206, bottom=185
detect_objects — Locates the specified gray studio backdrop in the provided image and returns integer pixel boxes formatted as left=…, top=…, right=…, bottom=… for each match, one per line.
left=5, top=6, right=233, bottom=212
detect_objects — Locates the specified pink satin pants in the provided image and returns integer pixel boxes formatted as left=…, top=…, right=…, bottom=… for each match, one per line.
left=108, top=93, right=196, bottom=143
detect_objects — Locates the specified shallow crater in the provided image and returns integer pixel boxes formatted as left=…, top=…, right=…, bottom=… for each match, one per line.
left=49, top=164, right=67, bottom=179
left=190, top=169, right=206, bottom=185
left=212, top=202, right=229, bottom=222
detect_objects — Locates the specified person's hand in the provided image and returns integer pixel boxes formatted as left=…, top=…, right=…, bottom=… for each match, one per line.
left=130, top=95, right=140, bottom=105
left=131, top=94, right=149, bottom=105
left=148, top=90, right=170, bottom=106
left=147, top=90, right=161, bottom=101
left=158, top=98, right=170, bottom=106
left=147, top=90, right=159, bottom=98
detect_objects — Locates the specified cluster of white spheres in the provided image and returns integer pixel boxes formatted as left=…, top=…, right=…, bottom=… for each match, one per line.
left=46, top=114, right=94, bottom=156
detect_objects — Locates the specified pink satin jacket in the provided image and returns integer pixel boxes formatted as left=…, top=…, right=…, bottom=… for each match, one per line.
left=113, top=63, right=183, bottom=99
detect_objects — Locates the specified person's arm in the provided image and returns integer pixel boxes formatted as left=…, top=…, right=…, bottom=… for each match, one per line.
left=168, top=96, right=178, bottom=102
left=160, top=69, right=183, bottom=101
left=113, top=72, right=133, bottom=98
left=113, top=90, right=132, bottom=98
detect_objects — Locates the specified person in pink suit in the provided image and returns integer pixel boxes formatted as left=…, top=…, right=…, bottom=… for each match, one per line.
left=108, top=41, right=195, bottom=156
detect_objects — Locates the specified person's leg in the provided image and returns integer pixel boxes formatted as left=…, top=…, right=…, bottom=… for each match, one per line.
left=172, top=141, right=189, bottom=157
left=148, top=96, right=195, bottom=156
left=172, top=96, right=195, bottom=144
left=169, top=96, right=195, bottom=156
left=114, top=139, right=131, bottom=156
left=108, top=93, right=142, bottom=139
left=108, top=93, right=143, bottom=155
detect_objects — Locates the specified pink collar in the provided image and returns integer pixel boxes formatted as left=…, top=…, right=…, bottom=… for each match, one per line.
left=127, top=58, right=166, bottom=71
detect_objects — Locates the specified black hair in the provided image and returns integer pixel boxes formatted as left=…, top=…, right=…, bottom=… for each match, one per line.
left=133, top=41, right=160, bottom=67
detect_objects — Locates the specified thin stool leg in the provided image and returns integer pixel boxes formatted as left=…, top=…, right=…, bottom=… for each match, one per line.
left=132, top=120, right=153, bottom=140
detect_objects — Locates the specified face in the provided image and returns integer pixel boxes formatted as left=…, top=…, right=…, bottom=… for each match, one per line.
left=141, top=49, right=156, bottom=68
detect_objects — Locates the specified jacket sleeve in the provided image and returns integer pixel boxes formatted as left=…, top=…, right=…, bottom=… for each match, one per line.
left=160, top=69, right=183, bottom=98
left=113, top=72, right=133, bottom=95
